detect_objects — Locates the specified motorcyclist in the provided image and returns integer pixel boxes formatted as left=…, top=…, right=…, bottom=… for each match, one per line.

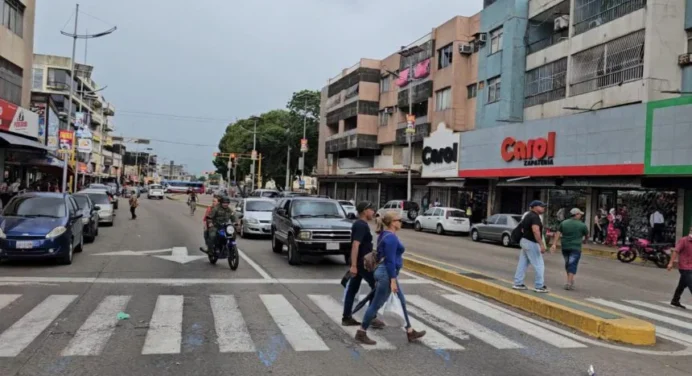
left=203, top=196, right=236, bottom=254
left=187, top=188, right=198, bottom=204
left=200, top=194, right=221, bottom=254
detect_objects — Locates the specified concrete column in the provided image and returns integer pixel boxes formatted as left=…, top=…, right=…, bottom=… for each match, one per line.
left=334, top=181, right=338, bottom=200
left=488, top=180, right=497, bottom=218
left=354, top=182, right=358, bottom=202
left=377, top=182, right=382, bottom=209
left=584, top=187, right=593, bottom=231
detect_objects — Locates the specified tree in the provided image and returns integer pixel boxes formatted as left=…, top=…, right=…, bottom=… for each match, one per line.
left=213, top=89, right=321, bottom=189
left=196, top=176, right=207, bottom=182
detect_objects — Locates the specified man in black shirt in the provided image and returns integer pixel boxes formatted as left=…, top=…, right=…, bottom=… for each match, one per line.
left=342, top=201, right=385, bottom=328
left=513, top=200, right=550, bottom=293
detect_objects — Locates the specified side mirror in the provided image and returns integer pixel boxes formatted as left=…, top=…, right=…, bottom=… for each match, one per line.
left=276, top=208, right=286, bottom=216
left=347, top=213, right=357, bottom=220
left=482, top=219, right=487, bottom=225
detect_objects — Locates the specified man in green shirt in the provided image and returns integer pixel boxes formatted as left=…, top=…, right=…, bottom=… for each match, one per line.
left=551, top=208, right=589, bottom=291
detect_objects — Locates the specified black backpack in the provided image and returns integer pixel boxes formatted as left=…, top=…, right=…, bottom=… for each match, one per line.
left=510, top=217, right=524, bottom=244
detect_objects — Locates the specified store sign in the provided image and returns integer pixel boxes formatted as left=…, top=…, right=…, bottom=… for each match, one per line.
left=501, top=132, right=556, bottom=166
left=77, top=138, right=93, bottom=153
left=0, top=99, right=39, bottom=139
left=422, top=122, right=460, bottom=178
left=47, top=105, right=60, bottom=150
left=59, top=130, right=74, bottom=152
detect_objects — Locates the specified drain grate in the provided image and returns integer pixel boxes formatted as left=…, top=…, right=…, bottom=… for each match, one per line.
left=459, top=272, right=496, bottom=281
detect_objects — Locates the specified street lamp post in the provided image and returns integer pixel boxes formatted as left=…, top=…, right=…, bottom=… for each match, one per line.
left=248, top=116, right=260, bottom=191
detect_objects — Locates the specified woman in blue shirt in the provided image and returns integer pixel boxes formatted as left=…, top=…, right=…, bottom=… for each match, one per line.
left=355, top=212, right=426, bottom=345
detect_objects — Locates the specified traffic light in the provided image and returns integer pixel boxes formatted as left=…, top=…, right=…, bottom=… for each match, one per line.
left=213, top=152, right=219, bottom=157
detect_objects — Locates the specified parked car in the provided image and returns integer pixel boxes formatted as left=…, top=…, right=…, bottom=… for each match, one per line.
left=236, top=198, right=276, bottom=238
left=79, top=189, right=115, bottom=226
left=148, top=184, right=165, bottom=200
left=414, top=207, right=471, bottom=235
left=72, top=193, right=100, bottom=242
left=338, top=200, right=357, bottom=218
left=470, top=213, right=523, bottom=247
left=376, top=200, right=420, bottom=226
left=0, top=192, right=84, bottom=265
left=280, top=191, right=309, bottom=198
left=271, top=196, right=356, bottom=266
left=88, top=183, right=118, bottom=209
left=139, top=185, right=148, bottom=194
left=251, top=189, right=280, bottom=199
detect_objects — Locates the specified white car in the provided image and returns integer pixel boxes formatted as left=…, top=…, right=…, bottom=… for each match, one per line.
left=148, top=184, right=165, bottom=199
left=338, top=200, right=357, bottom=218
left=414, top=207, right=470, bottom=235
left=79, top=189, right=115, bottom=226
left=237, top=198, right=276, bottom=238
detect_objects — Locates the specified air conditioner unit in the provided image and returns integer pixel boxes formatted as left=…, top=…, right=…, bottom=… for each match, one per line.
left=477, top=32, right=488, bottom=44
left=383, top=107, right=393, bottom=114
left=459, top=44, right=473, bottom=55
left=554, top=15, right=569, bottom=31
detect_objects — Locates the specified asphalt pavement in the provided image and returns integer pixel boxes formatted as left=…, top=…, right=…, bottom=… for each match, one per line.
left=0, top=196, right=690, bottom=376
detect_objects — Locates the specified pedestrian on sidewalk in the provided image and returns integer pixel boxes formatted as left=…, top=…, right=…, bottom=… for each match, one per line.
left=355, top=212, right=426, bottom=345
left=550, top=208, right=588, bottom=291
left=593, top=211, right=604, bottom=244
left=513, top=200, right=551, bottom=293
left=129, top=193, right=139, bottom=219
left=667, top=225, right=692, bottom=309
left=341, top=201, right=385, bottom=329
left=650, top=208, right=665, bottom=243
left=604, top=208, right=619, bottom=246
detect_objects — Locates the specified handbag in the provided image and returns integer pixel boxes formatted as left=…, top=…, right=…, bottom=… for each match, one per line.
left=363, top=233, right=391, bottom=272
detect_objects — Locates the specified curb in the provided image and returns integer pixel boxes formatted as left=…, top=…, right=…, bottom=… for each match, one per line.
left=579, top=245, right=646, bottom=264
left=402, top=257, right=656, bottom=346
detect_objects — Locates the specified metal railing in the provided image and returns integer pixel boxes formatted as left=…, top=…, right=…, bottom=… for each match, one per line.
left=570, top=65, right=643, bottom=96
left=573, top=0, right=646, bottom=36
left=527, top=29, right=569, bottom=55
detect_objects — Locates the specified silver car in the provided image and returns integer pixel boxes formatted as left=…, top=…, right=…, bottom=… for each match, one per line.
left=237, top=198, right=276, bottom=238
left=79, top=189, right=115, bottom=226
left=338, top=200, right=357, bottom=218
left=470, top=213, right=522, bottom=247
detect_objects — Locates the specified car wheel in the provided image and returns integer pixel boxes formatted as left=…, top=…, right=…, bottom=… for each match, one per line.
left=287, top=235, right=302, bottom=266
left=502, top=234, right=511, bottom=247
left=436, top=224, right=445, bottom=235
left=414, top=221, right=422, bottom=232
left=95, top=223, right=99, bottom=236
left=471, top=229, right=480, bottom=242
left=271, top=231, right=283, bottom=253
left=60, top=240, right=74, bottom=265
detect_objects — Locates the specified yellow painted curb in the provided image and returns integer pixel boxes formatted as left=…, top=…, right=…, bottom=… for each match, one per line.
left=403, top=257, right=656, bottom=346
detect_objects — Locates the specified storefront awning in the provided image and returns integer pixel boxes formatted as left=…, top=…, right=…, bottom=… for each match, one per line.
left=426, top=180, right=466, bottom=188
left=0, top=132, right=48, bottom=151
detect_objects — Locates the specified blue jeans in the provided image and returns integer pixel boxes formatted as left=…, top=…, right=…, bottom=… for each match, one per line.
left=562, top=249, right=582, bottom=274
left=361, top=264, right=412, bottom=330
left=514, top=238, right=545, bottom=289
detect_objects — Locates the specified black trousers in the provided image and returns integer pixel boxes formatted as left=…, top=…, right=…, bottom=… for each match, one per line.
left=342, top=265, right=376, bottom=319
left=130, top=206, right=137, bottom=219
left=672, top=269, right=692, bottom=303
left=650, top=223, right=664, bottom=243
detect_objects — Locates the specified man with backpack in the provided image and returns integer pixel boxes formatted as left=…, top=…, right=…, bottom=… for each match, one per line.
left=512, top=200, right=550, bottom=293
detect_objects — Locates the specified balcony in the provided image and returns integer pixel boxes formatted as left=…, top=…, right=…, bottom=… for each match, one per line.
left=395, top=122, right=430, bottom=145
left=325, top=130, right=379, bottom=154
left=573, top=0, right=646, bottom=36
left=46, top=80, right=70, bottom=91
left=397, top=81, right=433, bottom=108
left=527, top=29, right=569, bottom=55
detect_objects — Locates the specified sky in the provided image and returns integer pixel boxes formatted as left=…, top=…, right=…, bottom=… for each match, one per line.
left=35, top=0, right=483, bottom=175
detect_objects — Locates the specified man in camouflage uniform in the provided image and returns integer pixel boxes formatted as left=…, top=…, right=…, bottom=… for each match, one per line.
left=205, top=196, right=236, bottom=253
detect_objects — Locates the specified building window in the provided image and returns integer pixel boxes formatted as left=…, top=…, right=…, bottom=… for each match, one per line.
left=490, top=27, right=503, bottom=54
left=1, top=0, right=24, bottom=38
left=0, top=56, right=22, bottom=105
left=524, top=58, right=567, bottom=107
left=435, top=87, right=452, bottom=111
left=47, top=68, right=73, bottom=91
left=32, top=67, right=43, bottom=91
left=380, top=75, right=391, bottom=93
left=467, top=83, right=477, bottom=99
left=487, top=76, right=501, bottom=103
left=570, top=30, right=644, bottom=97
left=437, top=43, right=453, bottom=69
left=573, top=0, right=646, bottom=36
left=379, top=109, right=391, bottom=126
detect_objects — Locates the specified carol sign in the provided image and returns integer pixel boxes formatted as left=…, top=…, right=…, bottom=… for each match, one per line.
left=421, top=122, right=460, bottom=178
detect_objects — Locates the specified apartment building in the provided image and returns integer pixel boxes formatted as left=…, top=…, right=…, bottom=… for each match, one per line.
left=458, top=0, right=692, bottom=242
left=317, top=15, right=481, bottom=210
left=0, top=0, right=34, bottom=108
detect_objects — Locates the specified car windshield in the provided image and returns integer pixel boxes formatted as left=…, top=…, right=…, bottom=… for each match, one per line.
left=89, top=184, right=108, bottom=190
left=87, top=193, right=111, bottom=205
left=246, top=201, right=275, bottom=212
left=291, top=200, right=345, bottom=218
left=338, top=201, right=354, bottom=207
left=73, top=195, right=89, bottom=209
left=150, top=185, right=162, bottom=190
left=2, top=196, right=66, bottom=218
left=448, top=210, right=466, bottom=218
left=261, top=191, right=279, bottom=198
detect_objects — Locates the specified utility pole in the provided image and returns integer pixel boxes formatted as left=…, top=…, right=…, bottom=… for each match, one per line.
left=301, top=96, right=307, bottom=185
left=406, top=63, right=413, bottom=202
left=285, top=145, right=291, bottom=191
left=250, top=118, right=257, bottom=191
left=61, top=3, right=79, bottom=193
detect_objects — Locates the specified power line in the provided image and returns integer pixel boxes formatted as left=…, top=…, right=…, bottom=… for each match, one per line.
left=117, top=110, right=232, bottom=122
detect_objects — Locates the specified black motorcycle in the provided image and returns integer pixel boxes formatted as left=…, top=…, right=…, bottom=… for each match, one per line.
left=208, top=221, right=239, bottom=270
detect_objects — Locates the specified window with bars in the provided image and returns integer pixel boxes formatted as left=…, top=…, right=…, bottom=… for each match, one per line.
left=467, top=83, right=477, bottom=99
left=32, top=67, right=43, bottom=91
left=435, top=87, right=452, bottom=111
left=569, top=30, right=644, bottom=97
left=0, top=56, right=22, bottom=105
left=490, top=27, right=503, bottom=54
left=487, top=76, right=501, bottom=103
left=380, top=75, right=391, bottom=93
left=438, top=43, right=453, bottom=69
left=524, top=58, right=567, bottom=108
left=379, top=109, right=391, bottom=126
left=1, top=0, right=24, bottom=38
left=573, top=0, right=646, bottom=36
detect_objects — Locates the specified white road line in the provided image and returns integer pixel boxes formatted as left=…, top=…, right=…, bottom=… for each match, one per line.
left=0, top=295, right=20, bottom=310
left=0, top=295, right=77, bottom=357
left=308, top=294, right=396, bottom=350
left=587, top=298, right=692, bottom=331
left=62, top=296, right=131, bottom=356
left=625, top=300, right=692, bottom=320
left=0, top=276, right=429, bottom=286
left=210, top=295, right=255, bottom=353
left=406, top=295, right=522, bottom=349
left=260, top=294, right=329, bottom=352
left=442, top=294, right=586, bottom=349
left=142, top=295, right=183, bottom=355
left=237, top=249, right=272, bottom=280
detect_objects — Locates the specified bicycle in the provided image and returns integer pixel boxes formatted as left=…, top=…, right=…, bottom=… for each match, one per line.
left=188, top=199, right=196, bottom=215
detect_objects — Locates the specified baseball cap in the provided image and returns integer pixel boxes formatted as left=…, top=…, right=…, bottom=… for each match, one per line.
left=570, top=208, right=584, bottom=216
left=356, top=201, right=375, bottom=213
left=529, top=200, right=546, bottom=208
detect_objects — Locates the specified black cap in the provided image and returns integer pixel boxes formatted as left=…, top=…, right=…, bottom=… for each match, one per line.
left=356, top=201, right=374, bottom=213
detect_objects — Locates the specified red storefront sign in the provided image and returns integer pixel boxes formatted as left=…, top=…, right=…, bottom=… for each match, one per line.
left=501, top=132, right=556, bottom=163
left=0, top=98, right=39, bottom=139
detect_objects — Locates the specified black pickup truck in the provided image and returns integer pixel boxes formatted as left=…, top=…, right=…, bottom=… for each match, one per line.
left=271, top=196, right=357, bottom=266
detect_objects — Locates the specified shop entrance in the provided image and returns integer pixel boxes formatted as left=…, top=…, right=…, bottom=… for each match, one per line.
left=499, top=187, right=523, bottom=214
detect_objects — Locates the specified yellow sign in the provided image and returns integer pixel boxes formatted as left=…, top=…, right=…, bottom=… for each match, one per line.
left=93, top=134, right=101, bottom=142
left=105, top=136, right=113, bottom=146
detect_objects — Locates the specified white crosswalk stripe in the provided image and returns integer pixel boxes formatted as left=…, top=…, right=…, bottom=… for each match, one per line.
left=0, top=294, right=20, bottom=311
left=621, top=300, right=692, bottom=320
left=142, top=295, right=183, bottom=355
left=261, top=294, right=329, bottom=352
left=587, top=298, right=692, bottom=331
left=0, top=295, right=77, bottom=357
left=62, top=296, right=131, bottom=356
left=210, top=295, right=255, bottom=353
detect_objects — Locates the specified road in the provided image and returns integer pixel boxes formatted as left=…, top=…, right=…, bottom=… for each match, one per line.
left=0, top=197, right=690, bottom=376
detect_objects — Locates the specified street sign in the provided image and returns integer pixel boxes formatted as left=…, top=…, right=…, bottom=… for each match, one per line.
left=405, top=114, right=416, bottom=134
left=300, top=138, right=308, bottom=153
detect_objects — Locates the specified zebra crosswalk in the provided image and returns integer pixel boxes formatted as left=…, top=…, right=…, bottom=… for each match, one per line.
left=0, top=292, right=596, bottom=358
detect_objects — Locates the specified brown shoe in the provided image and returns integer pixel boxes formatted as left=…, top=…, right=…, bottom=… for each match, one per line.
left=355, top=329, right=377, bottom=345
left=341, top=317, right=361, bottom=326
left=407, top=329, right=426, bottom=342
left=370, top=318, right=385, bottom=329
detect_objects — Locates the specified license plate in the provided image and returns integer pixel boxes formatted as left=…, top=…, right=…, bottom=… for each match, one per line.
left=326, top=242, right=340, bottom=251
left=16, top=241, right=33, bottom=249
